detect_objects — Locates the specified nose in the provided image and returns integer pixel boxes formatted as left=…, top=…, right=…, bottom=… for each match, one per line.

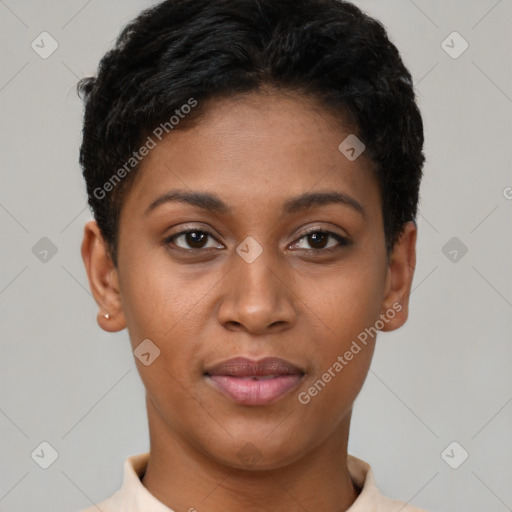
left=217, top=247, right=296, bottom=335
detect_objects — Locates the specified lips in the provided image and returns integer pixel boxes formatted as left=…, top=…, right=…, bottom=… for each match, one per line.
left=204, top=357, right=305, bottom=406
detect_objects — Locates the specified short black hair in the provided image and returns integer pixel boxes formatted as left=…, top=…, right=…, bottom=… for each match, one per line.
left=78, top=0, right=424, bottom=267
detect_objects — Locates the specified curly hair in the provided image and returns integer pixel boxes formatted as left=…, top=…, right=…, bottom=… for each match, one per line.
left=78, top=0, right=424, bottom=266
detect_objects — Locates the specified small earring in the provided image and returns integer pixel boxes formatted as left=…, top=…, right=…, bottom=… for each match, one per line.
left=104, top=313, right=110, bottom=319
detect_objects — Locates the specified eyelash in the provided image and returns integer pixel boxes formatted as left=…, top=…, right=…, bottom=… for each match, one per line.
left=163, top=227, right=350, bottom=253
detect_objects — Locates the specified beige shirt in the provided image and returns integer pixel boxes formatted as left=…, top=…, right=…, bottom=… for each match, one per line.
left=79, top=452, right=427, bottom=512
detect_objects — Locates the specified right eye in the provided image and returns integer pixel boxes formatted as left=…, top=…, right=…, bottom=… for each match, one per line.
left=164, top=229, right=224, bottom=251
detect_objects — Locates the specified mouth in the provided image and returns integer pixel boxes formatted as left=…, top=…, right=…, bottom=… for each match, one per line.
left=204, top=356, right=305, bottom=406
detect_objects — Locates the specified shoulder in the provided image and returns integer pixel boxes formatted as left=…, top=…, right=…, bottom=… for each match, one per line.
left=375, top=494, right=429, bottom=512
left=73, top=452, right=151, bottom=512
left=347, top=454, right=430, bottom=512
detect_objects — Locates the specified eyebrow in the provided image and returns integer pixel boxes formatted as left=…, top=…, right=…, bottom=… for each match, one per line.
left=144, top=189, right=366, bottom=218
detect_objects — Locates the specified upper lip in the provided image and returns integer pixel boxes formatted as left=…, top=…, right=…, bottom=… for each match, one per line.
left=205, top=357, right=304, bottom=377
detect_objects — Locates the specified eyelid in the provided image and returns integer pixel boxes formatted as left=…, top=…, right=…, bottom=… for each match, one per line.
left=290, top=226, right=351, bottom=250
left=163, top=224, right=351, bottom=252
left=164, top=225, right=225, bottom=250
left=295, top=225, right=348, bottom=239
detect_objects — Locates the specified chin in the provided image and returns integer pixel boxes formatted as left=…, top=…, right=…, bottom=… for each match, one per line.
left=197, top=426, right=314, bottom=472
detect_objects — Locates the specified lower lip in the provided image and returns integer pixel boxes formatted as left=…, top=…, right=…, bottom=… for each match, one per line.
left=207, top=375, right=303, bottom=405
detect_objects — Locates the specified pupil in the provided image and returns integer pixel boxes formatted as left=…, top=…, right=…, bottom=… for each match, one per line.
left=309, top=232, right=327, bottom=248
left=187, top=231, right=206, bottom=248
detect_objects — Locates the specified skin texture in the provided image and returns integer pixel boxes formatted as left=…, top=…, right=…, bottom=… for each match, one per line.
left=81, top=90, right=417, bottom=512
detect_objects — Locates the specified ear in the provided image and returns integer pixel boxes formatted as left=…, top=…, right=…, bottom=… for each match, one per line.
left=379, top=221, right=417, bottom=332
left=81, top=220, right=126, bottom=332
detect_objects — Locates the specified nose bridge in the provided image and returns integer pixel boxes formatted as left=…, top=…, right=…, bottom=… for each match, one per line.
left=219, top=237, right=295, bottom=332
left=237, top=248, right=277, bottom=299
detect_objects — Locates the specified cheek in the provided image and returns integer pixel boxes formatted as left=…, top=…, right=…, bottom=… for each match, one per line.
left=294, top=271, right=380, bottom=428
left=118, top=250, right=205, bottom=343
left=117, top=256, right=220, bottom=407
left=295, top=254, right=384, bottom=402
left=118, top=265, right=207, bottom=420
left=300, top=262, right=385, bottom=348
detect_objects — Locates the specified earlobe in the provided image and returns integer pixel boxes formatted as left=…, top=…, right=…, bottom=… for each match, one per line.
left=81, top=220, right=126, bottom=332
left=380, top=221, right=417, bottom=332
left=96, top=309, right=125, bottom=332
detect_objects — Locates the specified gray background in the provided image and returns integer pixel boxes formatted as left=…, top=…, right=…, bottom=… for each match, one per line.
left=0, top=1, right=511, bottom=511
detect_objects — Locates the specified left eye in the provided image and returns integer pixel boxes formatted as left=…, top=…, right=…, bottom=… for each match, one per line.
left=290, top=230, right=349, bottom=251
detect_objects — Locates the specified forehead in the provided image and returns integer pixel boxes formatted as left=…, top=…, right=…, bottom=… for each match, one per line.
left=121, top=91, right=380, bottom=221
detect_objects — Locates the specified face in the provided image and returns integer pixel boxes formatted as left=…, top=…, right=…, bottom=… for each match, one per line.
left=82, top=91, right=416, bottom=471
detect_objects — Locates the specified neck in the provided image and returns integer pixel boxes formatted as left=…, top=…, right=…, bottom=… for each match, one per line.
left=141, top=397, right=359, bottom=512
